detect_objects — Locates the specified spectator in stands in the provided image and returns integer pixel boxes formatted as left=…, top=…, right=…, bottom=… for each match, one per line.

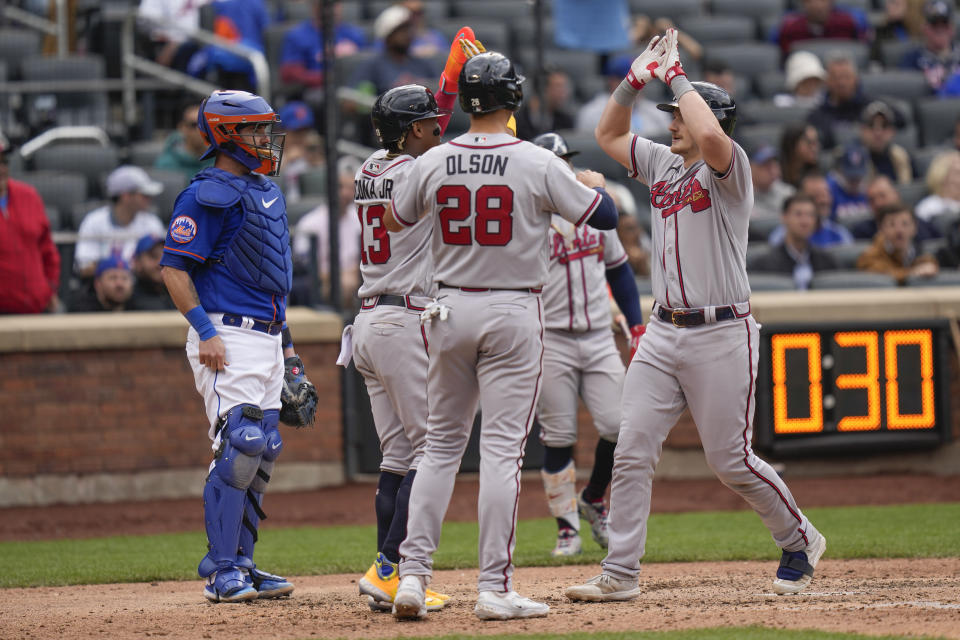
left=154, top=101, right=214, bottom=182
left=401, top=0, right=446, bottom=59
left=774, top=51, right=827, bottom=108
left=605, top=181, right=650, bottom=277
left=279, top=0, right=367, bottom=95
left=808, top=51, right=872, bottom=150
left=130, top=234, right=175, bottom=310
left=872, top=0, right=925, bottom=62
left=828, top=142, right=872, bottom=221
left=350, top=5, right=438, bottom=98
left=137, top=0, right=204, bottom=73
left=277, top=101, right=325, bottom=203
left=773, top=0, right=867, bottom=60
left=68, top=255, right=136, bottom=312
left=935, top=216, right=960, bottom=267
left=915, top=150, right=960, bottom=221
left=770, top=171, right=854, bottom=247
left=857, top=203, right=939, bottom=283
left=188, top=0, right=270, bottom=92
left=852, top=174, right=941, bottom=241
left=751, top=145, right=796, bottom=219
left=780, top=122, right=823, bottom=188
left=900, top=0, right=960, bottom=93
left=515, top=67, right=576, bottom=140
left=0, top=139, right=61, bottom=314
left=292, top=157, right=361, bottom=309
left=576, top=55, right=671, bottom=139
left=752, top=194, right=839, bottom=289
left=703, top=60, right=737, bottom=98
left=858, top=100, right=914, bottom=185
left=74, top=166, right=166, bottom=279
left=630, top=15, right=703, bottom=63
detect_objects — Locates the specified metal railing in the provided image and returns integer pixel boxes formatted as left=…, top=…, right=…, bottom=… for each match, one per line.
left=1, top=0, right=67, bottom=57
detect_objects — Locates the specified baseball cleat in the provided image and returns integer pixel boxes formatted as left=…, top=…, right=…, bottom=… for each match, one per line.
left=551, top=527, right=582, bottom=557
left=474, top=590, right=549, bottom=620
left=392, top=575, right=427, bottom=620
left=203, top=568, right=259, bottom=603
left=367, top=594, right=446, bottom=612
left=577, top=492, right=609, bottom=549
left=773, top=533, right=827, bottom=595
left=246, top=567, right=294, bottom=599
left=565, top=573, right=642, bottom=602
left=359, top=553, right=398, bottom=602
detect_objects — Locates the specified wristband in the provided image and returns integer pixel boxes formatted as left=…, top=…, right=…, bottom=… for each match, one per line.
left=282, top=327, right=294, bottom=350
left=669, top=75, right=695, bottom=101
left=185, top=305, right=218, bottom=341
left=613, top=78, right=640, bottom=107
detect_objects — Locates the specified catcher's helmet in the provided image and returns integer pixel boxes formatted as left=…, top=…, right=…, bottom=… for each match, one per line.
left=199, top=90, right=285, bottom=175
left=532, top=132, right=579, bottom=160
left=371, top=84, right=440, bottom=152
left=656, top=81, right=738, bottom=136
left=458, top=52, right=525, bottom=115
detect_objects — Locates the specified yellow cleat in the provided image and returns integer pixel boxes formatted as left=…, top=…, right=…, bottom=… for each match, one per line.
left=360, top=553, right=450, bottom=612
left=426, top=588, right=450, bottom=602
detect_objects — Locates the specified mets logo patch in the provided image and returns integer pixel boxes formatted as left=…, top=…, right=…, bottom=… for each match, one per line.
left=170, top=215, right=198, bottom=243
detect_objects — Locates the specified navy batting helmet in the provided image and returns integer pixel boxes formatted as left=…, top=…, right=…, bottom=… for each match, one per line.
left=532, top=132, right=579, bottom=160
left=656, top=81, right=738, bottom=136
left=458, top=52, right=525, bottom=115
left=371, top=84, right=440, bottom=152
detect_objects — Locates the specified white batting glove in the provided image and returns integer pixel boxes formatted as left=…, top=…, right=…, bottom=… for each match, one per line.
left=652, top=28, right=686, bottom=87
left=625, top=35, right=664, bottom=90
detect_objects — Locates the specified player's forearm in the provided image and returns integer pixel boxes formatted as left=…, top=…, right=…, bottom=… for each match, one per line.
left=595, top=95, right=632, bottom=150
left=161, top=265, right=201, bottom=315
left=606, top=262, right=643, bottom=327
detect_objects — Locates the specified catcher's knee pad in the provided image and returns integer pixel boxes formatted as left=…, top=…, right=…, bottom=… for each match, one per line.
left=541, top=459, right=577, bottom=518
left=214, top=404, right=267, bottom=489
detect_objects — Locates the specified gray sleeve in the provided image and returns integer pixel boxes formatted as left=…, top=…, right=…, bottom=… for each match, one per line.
left=627, top=134, right=672, bottom=186
left=544, top=155, right=604, bottom=226
left=709, top=140, right=752, bottom=218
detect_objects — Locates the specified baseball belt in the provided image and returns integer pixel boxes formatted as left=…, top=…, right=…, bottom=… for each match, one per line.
left=654, top=303, right=746, bottom=328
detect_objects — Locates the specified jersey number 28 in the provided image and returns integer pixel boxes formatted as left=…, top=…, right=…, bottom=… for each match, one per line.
left=438, top=185, right=514, bottom=246
left=358, top=204, right=390, bottom=265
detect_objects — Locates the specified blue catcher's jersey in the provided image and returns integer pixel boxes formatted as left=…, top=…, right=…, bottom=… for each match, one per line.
left=160, top=168, right=289, bottom=322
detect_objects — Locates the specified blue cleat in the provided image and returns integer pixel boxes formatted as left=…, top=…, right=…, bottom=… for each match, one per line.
left=247, top=566, right=294, bottom=599
left=203, top=567, right=258, bottom=603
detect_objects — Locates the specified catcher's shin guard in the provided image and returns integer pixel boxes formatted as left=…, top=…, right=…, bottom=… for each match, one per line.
left=199, top=405, right=265, bottom=577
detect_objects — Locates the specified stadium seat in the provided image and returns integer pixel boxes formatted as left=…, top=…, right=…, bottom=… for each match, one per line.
left=809, top=270, right=899, bottom=289
left=748, top=272, right=796, bottom=292
left=754, top=70, right=787, bottom=99
left=366, top=0, right=449, bottom=21
left=735, top=123, right=786, bottom=157
left=905, top=270, right=960, bottom=287
left=741, top=101, right=813, bottom=126
left=434, top=19, right=509, bottom=55
left=704, top=43, right=781, bottom=80
left=823, top=240, right=871, bottom=269
left=877, top=38, right=920, bottom=68
left=0, top=28, right=42, bottom=79
left=335, top=51, right=378, bottom=86
left=511, top=17, right=556, bottom=55
left=930, top=211, right=960, bottom=238
left=298, top=169, right=327, bottom=197
left=16, top=171, right=89, bottom=230
left=896, top=180, right=928, bottom=208
left=628, top=0, right=705, bottom=22
left=789, top=39, right=870, bottom=70
left=677, top=15, right=757, bottom=44
left=564, top=131, right=630, bottom=183
left=279, top=0, right=312, bottom=22
left=32, top=143, right=119, bottom=200
left=710, top=0, right=787, bottom=22
left=44, top=206, right=64, bottom=232
left=916, top=98, right=960, bottom=148
left=515, top=47, right=601, bottom=102
left=20, top=55, right=109, bottom=131
left=71, top=200, right=106, bottom=231
left=263, top=21, right=298, bottom=82
left=859, top=70, right=932, bottom=103
left=144, top=168, right=189, bottom=224
left=129, top=139, right=168, bottom=168
left=287, top=196, right=325, bottom=227
left=913, top=145, right=947, bottom=178
left=452, top=0, right=535, bottom=20
left=748, top=216, right=781, bottom=243
left=746, top=241, right=771, bottom=269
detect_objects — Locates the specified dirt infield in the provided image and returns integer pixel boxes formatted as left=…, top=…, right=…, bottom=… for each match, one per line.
left=3, top=474, right=959, bottom=640
left=4, top=560, right=959, bottom=640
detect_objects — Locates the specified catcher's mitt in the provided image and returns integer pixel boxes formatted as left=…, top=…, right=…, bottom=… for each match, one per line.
left=280, top=356, right=318, bottom=427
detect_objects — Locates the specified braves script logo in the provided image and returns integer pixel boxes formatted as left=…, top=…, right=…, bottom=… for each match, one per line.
left=650, top=175, right=712, bottom=219
left=169, top=215, right=198, bottom=243
left=550, top=226, right=605, bottom=263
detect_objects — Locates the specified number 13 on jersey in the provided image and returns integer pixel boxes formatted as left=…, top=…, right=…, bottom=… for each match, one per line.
left=358, top=204, right=391, bottom=265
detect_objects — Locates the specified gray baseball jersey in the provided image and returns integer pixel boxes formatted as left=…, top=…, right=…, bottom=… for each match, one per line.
left=599, top=135, right=820, bottom=583
left=397, top=132, right=605, bottom=594
left=538, top=215, right=628, bottom=447
left=351, top=149, right=433, bottom=475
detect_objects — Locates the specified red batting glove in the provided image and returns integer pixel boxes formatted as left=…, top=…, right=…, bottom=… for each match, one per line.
left=629, top=325, right=646, bottom=360
left=439, top=26, right=482, bottom=94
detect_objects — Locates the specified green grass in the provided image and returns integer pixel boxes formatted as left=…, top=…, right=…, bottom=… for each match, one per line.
left=1, top=503, right=958, bottom=589
left=364, top=631, right=948, bottom=640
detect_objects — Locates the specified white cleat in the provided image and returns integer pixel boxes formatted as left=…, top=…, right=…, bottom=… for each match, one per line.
left=392, top=575, right=427, bottom=620
left=577, top=492, right=609, bottom=549
left=474, top=590, right=550, bottom=620
left=551, top=528, right=582, bottom=557
left=773, top=533, right=827, bottom=595
left=565, top=573, right=641, bottom=602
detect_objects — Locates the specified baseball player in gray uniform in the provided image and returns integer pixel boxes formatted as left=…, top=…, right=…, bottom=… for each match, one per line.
left=381, top=52, right=621, bottom=621
left=531, top=132, right=645, bottom=558
left=566, top=31, right=826, bottom=602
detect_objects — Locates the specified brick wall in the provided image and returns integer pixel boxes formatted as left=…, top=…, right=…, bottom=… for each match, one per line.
left=0, top=344, right=342, bottom=477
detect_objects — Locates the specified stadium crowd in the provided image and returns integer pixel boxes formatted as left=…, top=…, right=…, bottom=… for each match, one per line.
left=2, top=0, right=960, bottom=315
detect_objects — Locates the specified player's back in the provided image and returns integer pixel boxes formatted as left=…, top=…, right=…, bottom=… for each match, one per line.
left=394, top=133, right=601, bottom=290
left=355, top=150, right=433, bottom=298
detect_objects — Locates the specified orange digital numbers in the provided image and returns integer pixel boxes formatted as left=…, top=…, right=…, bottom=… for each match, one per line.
left=771, top=329, right=936, bottom=435
left=833, top=331, right=881, bottom=432
left=771, top=333, right=823, bottom=434
left=884, top=330, right=935, bottom=430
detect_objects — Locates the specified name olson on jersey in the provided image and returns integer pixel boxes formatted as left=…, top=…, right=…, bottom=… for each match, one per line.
left=446, top=154, right=509, bottom=176
left=355, top=177, right=393, bottom=201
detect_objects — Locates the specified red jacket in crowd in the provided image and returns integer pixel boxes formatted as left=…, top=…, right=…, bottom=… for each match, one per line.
left=0, top=179, right=60, bottom=313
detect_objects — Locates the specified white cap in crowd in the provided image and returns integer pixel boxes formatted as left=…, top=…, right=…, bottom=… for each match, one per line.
left=106, top=165, right=164, bottom=198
